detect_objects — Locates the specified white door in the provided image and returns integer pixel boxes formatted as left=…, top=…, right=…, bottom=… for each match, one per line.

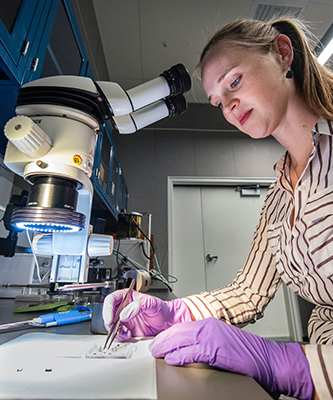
left=169, top=178, right=302, bottom=341
left=202, top=185, right=267, bottom=291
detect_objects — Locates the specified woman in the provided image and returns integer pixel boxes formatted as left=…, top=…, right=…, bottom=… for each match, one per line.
left=103, top=17, right=333, bottom=399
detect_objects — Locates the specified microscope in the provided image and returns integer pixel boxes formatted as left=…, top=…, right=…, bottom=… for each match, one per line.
left=2, top=64, right=191, bottom=286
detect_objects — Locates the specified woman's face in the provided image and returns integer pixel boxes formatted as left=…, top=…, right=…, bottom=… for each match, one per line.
left=201, top=42, right=292, bottom=139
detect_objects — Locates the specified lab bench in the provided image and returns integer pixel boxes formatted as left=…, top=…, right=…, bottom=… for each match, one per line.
left=0, top=296, right=272, bottom=400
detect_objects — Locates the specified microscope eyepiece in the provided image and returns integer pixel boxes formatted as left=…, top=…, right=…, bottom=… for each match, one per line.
left=164, top=94, right=187, bottom=117
left=160, top=64, right=192, bottom=97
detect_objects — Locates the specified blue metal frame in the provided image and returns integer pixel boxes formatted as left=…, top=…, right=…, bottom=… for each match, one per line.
left=31, top=0, right=88, bottom=80
left=0, top=0, right=44, bottom=85
left=91, top=123, right=129, bottom=216
left=22, top=0, right=59, bottom=84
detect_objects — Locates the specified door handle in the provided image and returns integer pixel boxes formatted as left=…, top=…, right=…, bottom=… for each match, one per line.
left=206, top=254, right=218, bottom=262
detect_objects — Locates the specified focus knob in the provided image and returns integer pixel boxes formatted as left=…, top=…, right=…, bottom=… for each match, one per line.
left=88, top=234, right=114, bottom=257
left=32, top=233, right=53, bottom=255
left=4, top=116, right=52, bottom=158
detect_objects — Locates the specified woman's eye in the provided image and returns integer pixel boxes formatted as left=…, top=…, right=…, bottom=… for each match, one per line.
left=230, top=75, right=241, bottom=89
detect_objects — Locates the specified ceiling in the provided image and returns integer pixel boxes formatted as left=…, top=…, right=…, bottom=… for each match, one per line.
left=92, top=0, right=333, bottom=104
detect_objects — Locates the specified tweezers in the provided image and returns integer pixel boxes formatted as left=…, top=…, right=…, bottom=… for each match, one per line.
left=103, top=278, right=135, bottom=350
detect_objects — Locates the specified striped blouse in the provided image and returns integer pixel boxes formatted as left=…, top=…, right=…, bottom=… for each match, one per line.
left=182, top=118, right=333, bottom=399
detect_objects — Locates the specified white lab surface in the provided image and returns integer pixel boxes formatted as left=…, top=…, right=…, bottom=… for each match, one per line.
left=0, top=333, right=157, bottom=399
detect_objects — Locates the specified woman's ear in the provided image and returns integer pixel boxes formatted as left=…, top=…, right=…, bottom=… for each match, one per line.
left=272, top=34, right=294, bottom=70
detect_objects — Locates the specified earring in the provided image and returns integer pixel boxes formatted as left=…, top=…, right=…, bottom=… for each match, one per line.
left=286, top=69, right=294, bottom=79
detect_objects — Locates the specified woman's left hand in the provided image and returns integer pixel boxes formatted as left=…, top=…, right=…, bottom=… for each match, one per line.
left=149, top=317, right=313, bottom=400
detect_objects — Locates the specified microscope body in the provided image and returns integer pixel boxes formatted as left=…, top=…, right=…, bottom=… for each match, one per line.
left=4, top=104, right=102, bottom=284
left=3, top=65, right=191, bottom=285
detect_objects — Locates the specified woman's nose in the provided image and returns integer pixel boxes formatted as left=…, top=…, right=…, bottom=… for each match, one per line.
left=223, top=97, right=239, bottom=116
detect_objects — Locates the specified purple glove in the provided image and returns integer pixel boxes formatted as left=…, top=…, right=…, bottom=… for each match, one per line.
left=102, top=289, right=192, bottom=340
left=149, top=317, right=313, bottom=400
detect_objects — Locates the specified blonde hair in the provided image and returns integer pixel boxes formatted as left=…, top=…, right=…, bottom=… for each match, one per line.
left=199, top=18, right=333, bottom=121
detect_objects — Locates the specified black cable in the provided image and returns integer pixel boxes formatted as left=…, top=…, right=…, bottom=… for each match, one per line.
left=114, top=239, right=173, bottom=292
left=113, top=249, right=141, bottom=271
left=130, top=216, right=155, bottom=260
left=115, top=239, right=122, bottom=269
left=140, top=241, right=152, bottom=260
left=151, top=276, right=173, bottom=292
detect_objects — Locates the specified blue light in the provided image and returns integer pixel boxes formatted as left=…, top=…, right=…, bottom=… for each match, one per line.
left=15, top=221, right=81, bottom=233
left=11, top=206, right=85, bottom=233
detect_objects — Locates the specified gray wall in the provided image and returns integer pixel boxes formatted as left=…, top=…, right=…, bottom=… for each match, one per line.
left=111, top=103, right=285, bottom=273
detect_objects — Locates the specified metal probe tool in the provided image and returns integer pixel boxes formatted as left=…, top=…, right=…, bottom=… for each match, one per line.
left=103, top=278, right=135, bottom=350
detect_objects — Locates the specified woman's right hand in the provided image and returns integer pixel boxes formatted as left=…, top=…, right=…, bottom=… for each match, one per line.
left=102, top=289, right=192, bottom=340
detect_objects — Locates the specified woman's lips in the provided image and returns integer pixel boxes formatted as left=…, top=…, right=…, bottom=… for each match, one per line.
left=238, top=109, right=253, bottom=126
